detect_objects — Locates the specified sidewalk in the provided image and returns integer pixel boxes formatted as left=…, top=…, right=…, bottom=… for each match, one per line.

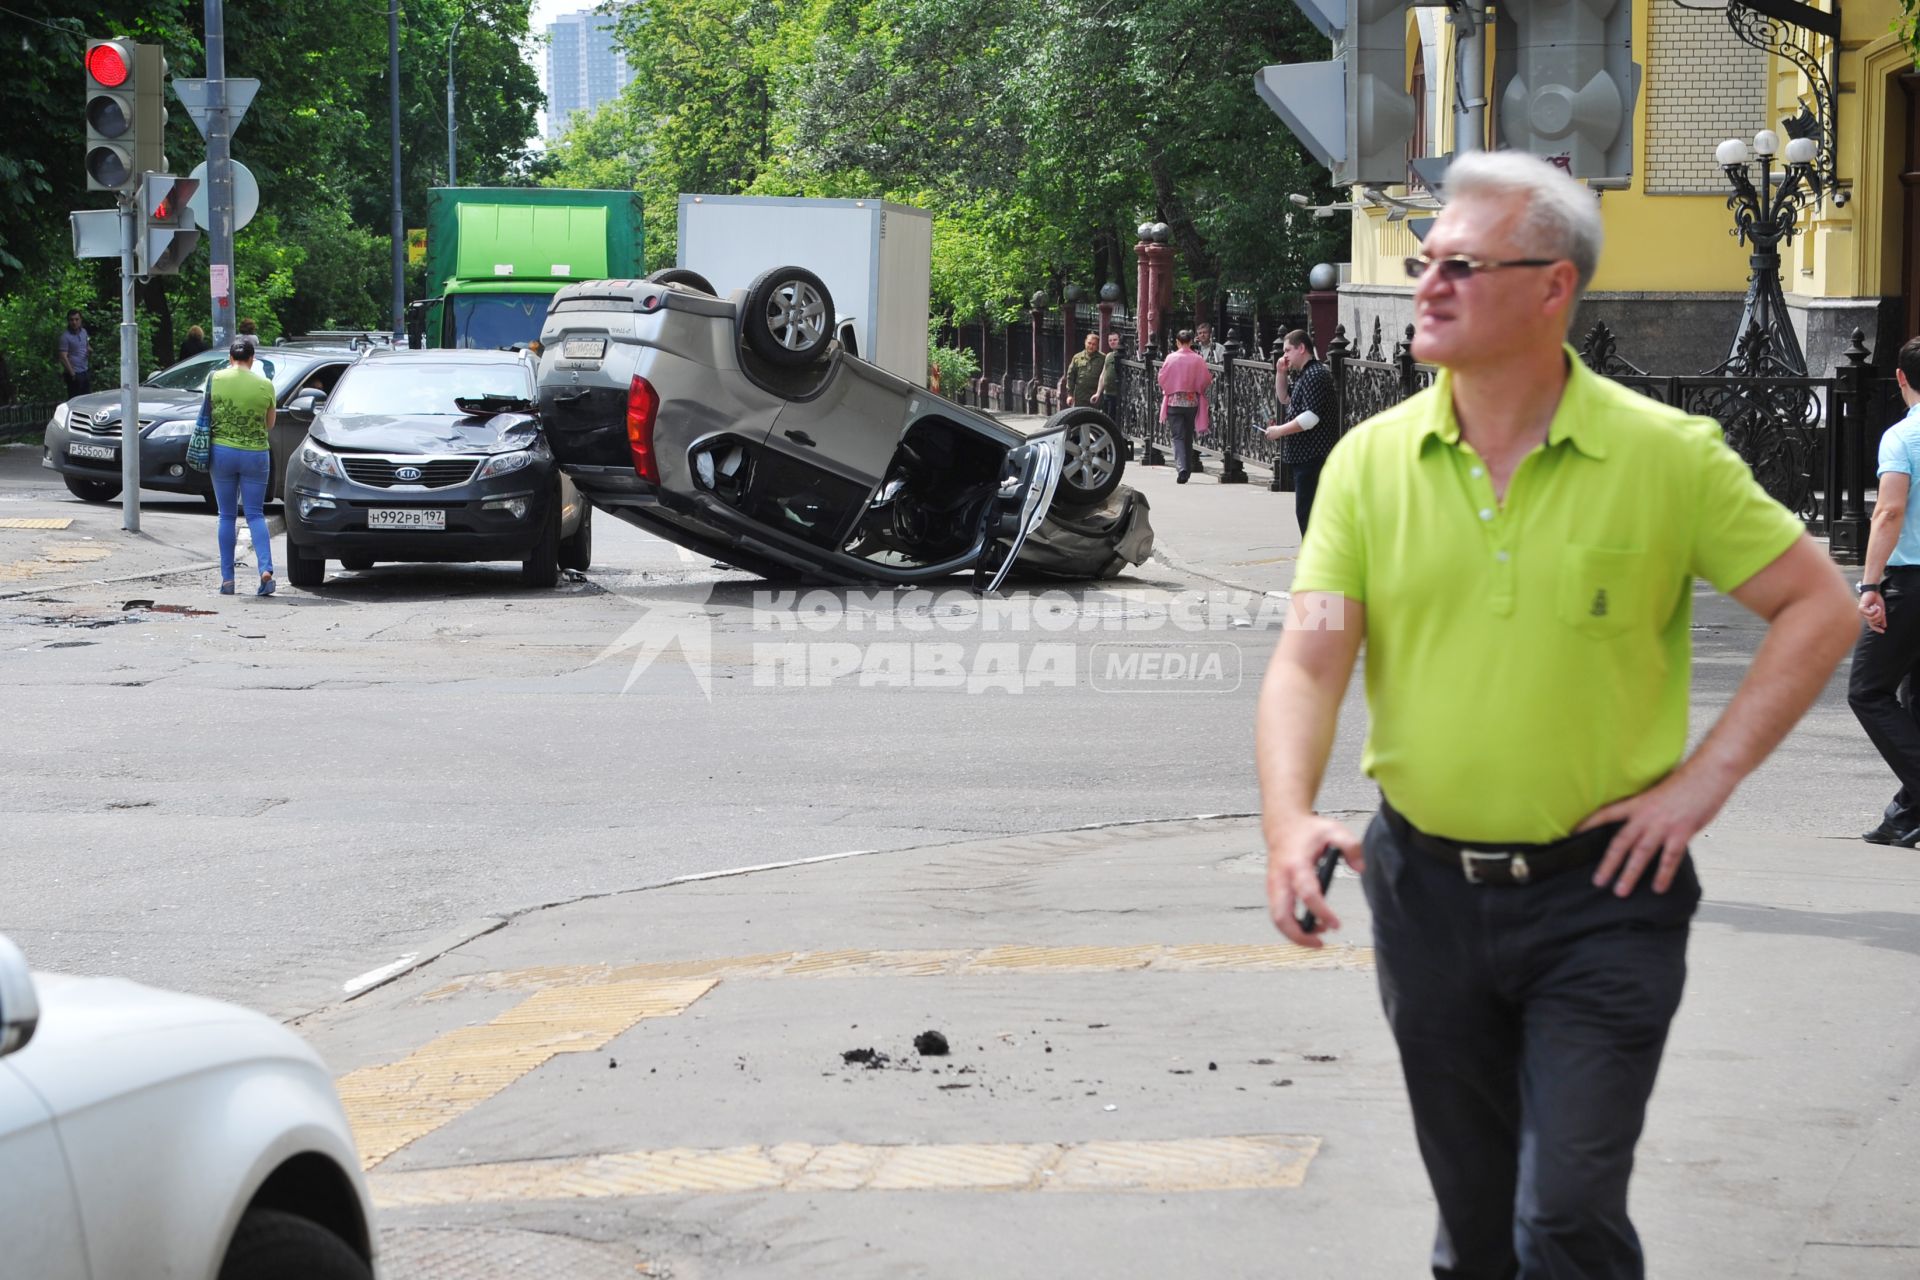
left=0, top=443, right=279, bottom=598
left=301, top=818, right=1920, bottom=1280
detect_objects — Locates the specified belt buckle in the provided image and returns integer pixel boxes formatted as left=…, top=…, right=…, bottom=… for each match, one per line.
left=1459, top=849, right=1519, bottom=885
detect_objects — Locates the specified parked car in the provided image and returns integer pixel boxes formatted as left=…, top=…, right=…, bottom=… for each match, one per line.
left=534, top=267, right=1152, bottom=591
left=41, top=342, right=369, bottom=507
left=282, top=347, right=590, bottom=588
left=0, top=934, right=375, bottom=1279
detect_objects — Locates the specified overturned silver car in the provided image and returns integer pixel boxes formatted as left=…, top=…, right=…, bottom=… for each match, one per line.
left=534, top=268, right=1152, bottom=590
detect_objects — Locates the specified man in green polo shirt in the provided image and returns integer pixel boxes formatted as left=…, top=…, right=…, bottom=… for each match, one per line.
left=1254, top=152, right=1857, bottom=1278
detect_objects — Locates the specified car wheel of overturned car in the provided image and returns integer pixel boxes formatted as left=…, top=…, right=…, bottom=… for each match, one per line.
left=285, top=538, right=325, bottom=588
left=217, top=1207, right=369, bottom=1280
left=645, top=267, right=717, bottom=296
left=742, top=265, right=835, bottom=367
left=1045, top=406, right=1126, bottom=508
left=522, top=493, right=561, bottom=588
left=558, top=499, right=593, bottom=572
left=64, top=475, right=121, bottom=503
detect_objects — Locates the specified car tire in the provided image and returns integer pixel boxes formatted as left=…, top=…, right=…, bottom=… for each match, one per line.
left=201, top=486, right=220, bottom=513
left=646, top=267, right=717, bottom=296
left=64, top=475, right=121, bottom=503
left=1045, top=407, right=1126, bottom=508
left=339, top=555, right=374, bottom=572
left=522, top=495, right=561, bottom=589
left=286, top=537, right=325, bottom=588
left=742, top=266, right=835, bottom=367
left=558, top=499, right=592, bottom=572
left=218, top=1208, right=369, bottom=1280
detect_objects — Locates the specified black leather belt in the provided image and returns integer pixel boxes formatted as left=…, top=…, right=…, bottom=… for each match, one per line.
left=1381, top=800, right=1618, bottom=886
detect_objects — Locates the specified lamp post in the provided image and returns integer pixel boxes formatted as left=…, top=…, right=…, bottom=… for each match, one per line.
left=447, top=9, right=466, bottom=186
left=1715, top=126, right=1823, bottom=375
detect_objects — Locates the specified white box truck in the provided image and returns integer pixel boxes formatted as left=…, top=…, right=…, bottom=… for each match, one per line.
left=677, top=194, right=933, bottom=386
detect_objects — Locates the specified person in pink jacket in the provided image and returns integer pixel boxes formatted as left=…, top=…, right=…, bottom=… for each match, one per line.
left=1157, top=329, right=1214, bottom=483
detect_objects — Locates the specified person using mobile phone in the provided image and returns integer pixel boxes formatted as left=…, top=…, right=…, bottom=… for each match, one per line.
left=1254, top=151, right=1857, bottom=1279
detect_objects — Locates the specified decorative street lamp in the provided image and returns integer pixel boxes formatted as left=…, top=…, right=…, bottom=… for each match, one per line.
left=1715, top=125, right=1823, bottom=375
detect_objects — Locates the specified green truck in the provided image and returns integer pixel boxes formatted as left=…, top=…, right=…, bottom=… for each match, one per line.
left=409, top=187, right=646, bottom=350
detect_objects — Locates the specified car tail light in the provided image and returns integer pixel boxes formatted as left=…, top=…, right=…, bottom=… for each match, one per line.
left=626, top=375, right=660, bottom=483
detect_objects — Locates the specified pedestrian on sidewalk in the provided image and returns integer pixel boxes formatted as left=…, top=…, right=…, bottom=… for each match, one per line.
left=1255, top=150, right=1856, bottom=1279
left=1094, top=331, right=1123, bottom=421
left=1847, top=335, right=1920, bottom=844
left=178, top=325, right=211, bottom=361
left=1063, top=332, right=1104, bottom=408
left=1157, top=329, right=1212, bottom=483
left=205, top=339, right=278, bottom=596
left=57, top=310, right=91, bottom=398
left=1264, top=329, right=1335, bottom=533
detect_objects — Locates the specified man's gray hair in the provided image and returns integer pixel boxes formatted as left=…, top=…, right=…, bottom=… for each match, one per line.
left=1445, top=151, right=1603, bottom=294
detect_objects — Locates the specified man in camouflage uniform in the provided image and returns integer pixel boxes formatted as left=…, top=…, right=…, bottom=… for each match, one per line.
left=1062, top=332, right=1104, bottom=408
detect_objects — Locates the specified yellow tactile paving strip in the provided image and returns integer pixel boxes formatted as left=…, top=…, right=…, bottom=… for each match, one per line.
left=337, top=978, right=715, bottom=1169
left=423, top=942, right=1373, bottom=1000
left=0, top=517, right=75, bottom=530
left=368, top=1135, right=1322, bottom=1207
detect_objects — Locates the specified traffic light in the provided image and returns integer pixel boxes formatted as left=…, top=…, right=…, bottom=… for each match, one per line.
left=137, top=173, right=199, bottom=276
left=84, top=40, right=165, bottom=192
left=1256, top=0, right=1415, bottom=187
left=1493, top=0, right=1639, bottom=179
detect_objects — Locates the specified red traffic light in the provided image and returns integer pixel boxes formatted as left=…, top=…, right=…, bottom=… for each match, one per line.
left=86, top=43, right=129, bottom=88
left=151, top=196, right=172, bottom=220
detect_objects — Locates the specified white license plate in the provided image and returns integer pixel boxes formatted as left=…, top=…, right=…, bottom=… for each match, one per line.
left=68, top=443, right=117, bottom=461
left=562, top=337, right=607, bottom=360
left=367, top=508, right=446, bottom=530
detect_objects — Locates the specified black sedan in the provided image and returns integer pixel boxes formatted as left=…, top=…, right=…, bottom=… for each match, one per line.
left=281, top=349, right=589, bottom=589
left=41, top=344, right=364, bottom=506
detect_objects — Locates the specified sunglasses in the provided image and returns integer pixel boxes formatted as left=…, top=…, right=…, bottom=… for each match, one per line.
left=1404, top=254, right=1561, bottom=282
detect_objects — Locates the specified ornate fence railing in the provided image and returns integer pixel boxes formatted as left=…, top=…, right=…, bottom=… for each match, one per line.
left=1093, top=315, right=1886, bottom=562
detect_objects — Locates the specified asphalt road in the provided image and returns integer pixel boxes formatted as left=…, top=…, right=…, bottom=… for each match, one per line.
left=0, top=440, right=1895, bottom=1021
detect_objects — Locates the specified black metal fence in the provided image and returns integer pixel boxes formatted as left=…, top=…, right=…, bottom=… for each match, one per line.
left=0, top=402, right=55, bottom=444
left=1091, top=315, right=1891, bottom=563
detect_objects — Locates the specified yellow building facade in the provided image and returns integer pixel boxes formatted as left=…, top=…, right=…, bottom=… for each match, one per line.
left=1334, top=0, right=1916, bottom=376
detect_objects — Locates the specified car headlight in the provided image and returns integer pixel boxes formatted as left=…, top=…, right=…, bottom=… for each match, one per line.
left=476, top=448, right=536, bottom=480
left=51, top=404, right=70, bottom=431
left=147, top=418, right=195, bottom=439
left=298, top=439, right=344, bottom=479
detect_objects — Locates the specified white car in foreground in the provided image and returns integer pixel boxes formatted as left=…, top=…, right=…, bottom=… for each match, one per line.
left=0, top=934, right=375, bottom=1279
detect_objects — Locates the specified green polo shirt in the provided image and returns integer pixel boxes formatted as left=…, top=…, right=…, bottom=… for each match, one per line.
left=1291, top=348, right=1803, bottom=843
left=209, top=365, right=275, bottom=452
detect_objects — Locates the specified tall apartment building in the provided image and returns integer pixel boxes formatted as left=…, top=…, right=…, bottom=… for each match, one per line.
left=546, top=7, right=632, bottom=142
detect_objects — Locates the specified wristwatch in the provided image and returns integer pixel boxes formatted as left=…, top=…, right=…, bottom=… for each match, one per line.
left=1858, top=582, right=1882, bottom=596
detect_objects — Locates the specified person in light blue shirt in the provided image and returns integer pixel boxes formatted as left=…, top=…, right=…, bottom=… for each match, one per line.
left=1848, top=334, right=1920, bottom=844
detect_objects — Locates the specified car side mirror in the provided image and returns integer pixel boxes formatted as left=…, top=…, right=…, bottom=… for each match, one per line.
left=287, top=389, right=324, bottom=415
left=0, top=935, right=39, bottom=1058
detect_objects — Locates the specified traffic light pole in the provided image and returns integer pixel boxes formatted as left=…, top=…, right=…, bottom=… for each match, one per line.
left=1454, top=0, right=1487, bottom=153
left=205, top=0, right=236, bottom=347
left=118, top=194, right=141, bottom=533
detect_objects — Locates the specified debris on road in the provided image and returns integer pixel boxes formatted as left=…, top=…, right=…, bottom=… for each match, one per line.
left=1304, top=1053, right=1338, bottom=1063
left=913, top=1030, right=950, bottom=1057
left=841, top=1047, right=890, bottom=1069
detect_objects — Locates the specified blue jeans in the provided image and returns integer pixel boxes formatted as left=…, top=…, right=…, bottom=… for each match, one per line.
left=211, top=445, right=273, bottom=581
left=1361, top=809, right=1699, bottom=1279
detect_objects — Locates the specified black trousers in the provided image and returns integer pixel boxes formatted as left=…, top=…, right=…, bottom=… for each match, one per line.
left=62, top=369, right=91, bottom=398
left=1848, top=568, right=1920, bottom=821
left=1291, top=460, right=1322, bottom=535
left=1360, top=810, right=1699, bottom=1279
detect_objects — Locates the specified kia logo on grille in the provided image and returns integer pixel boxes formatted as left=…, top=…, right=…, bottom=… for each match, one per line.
left=394, top=466, right=423, bottom=482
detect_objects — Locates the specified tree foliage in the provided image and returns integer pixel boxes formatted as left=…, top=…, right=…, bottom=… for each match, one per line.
left=0, top=0, right=541, bottom=386
left=556, top=0, right=1343, bottom=327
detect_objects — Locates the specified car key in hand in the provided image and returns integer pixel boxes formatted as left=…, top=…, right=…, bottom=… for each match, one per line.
left=1295, top=844, right=1345, bottom=935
